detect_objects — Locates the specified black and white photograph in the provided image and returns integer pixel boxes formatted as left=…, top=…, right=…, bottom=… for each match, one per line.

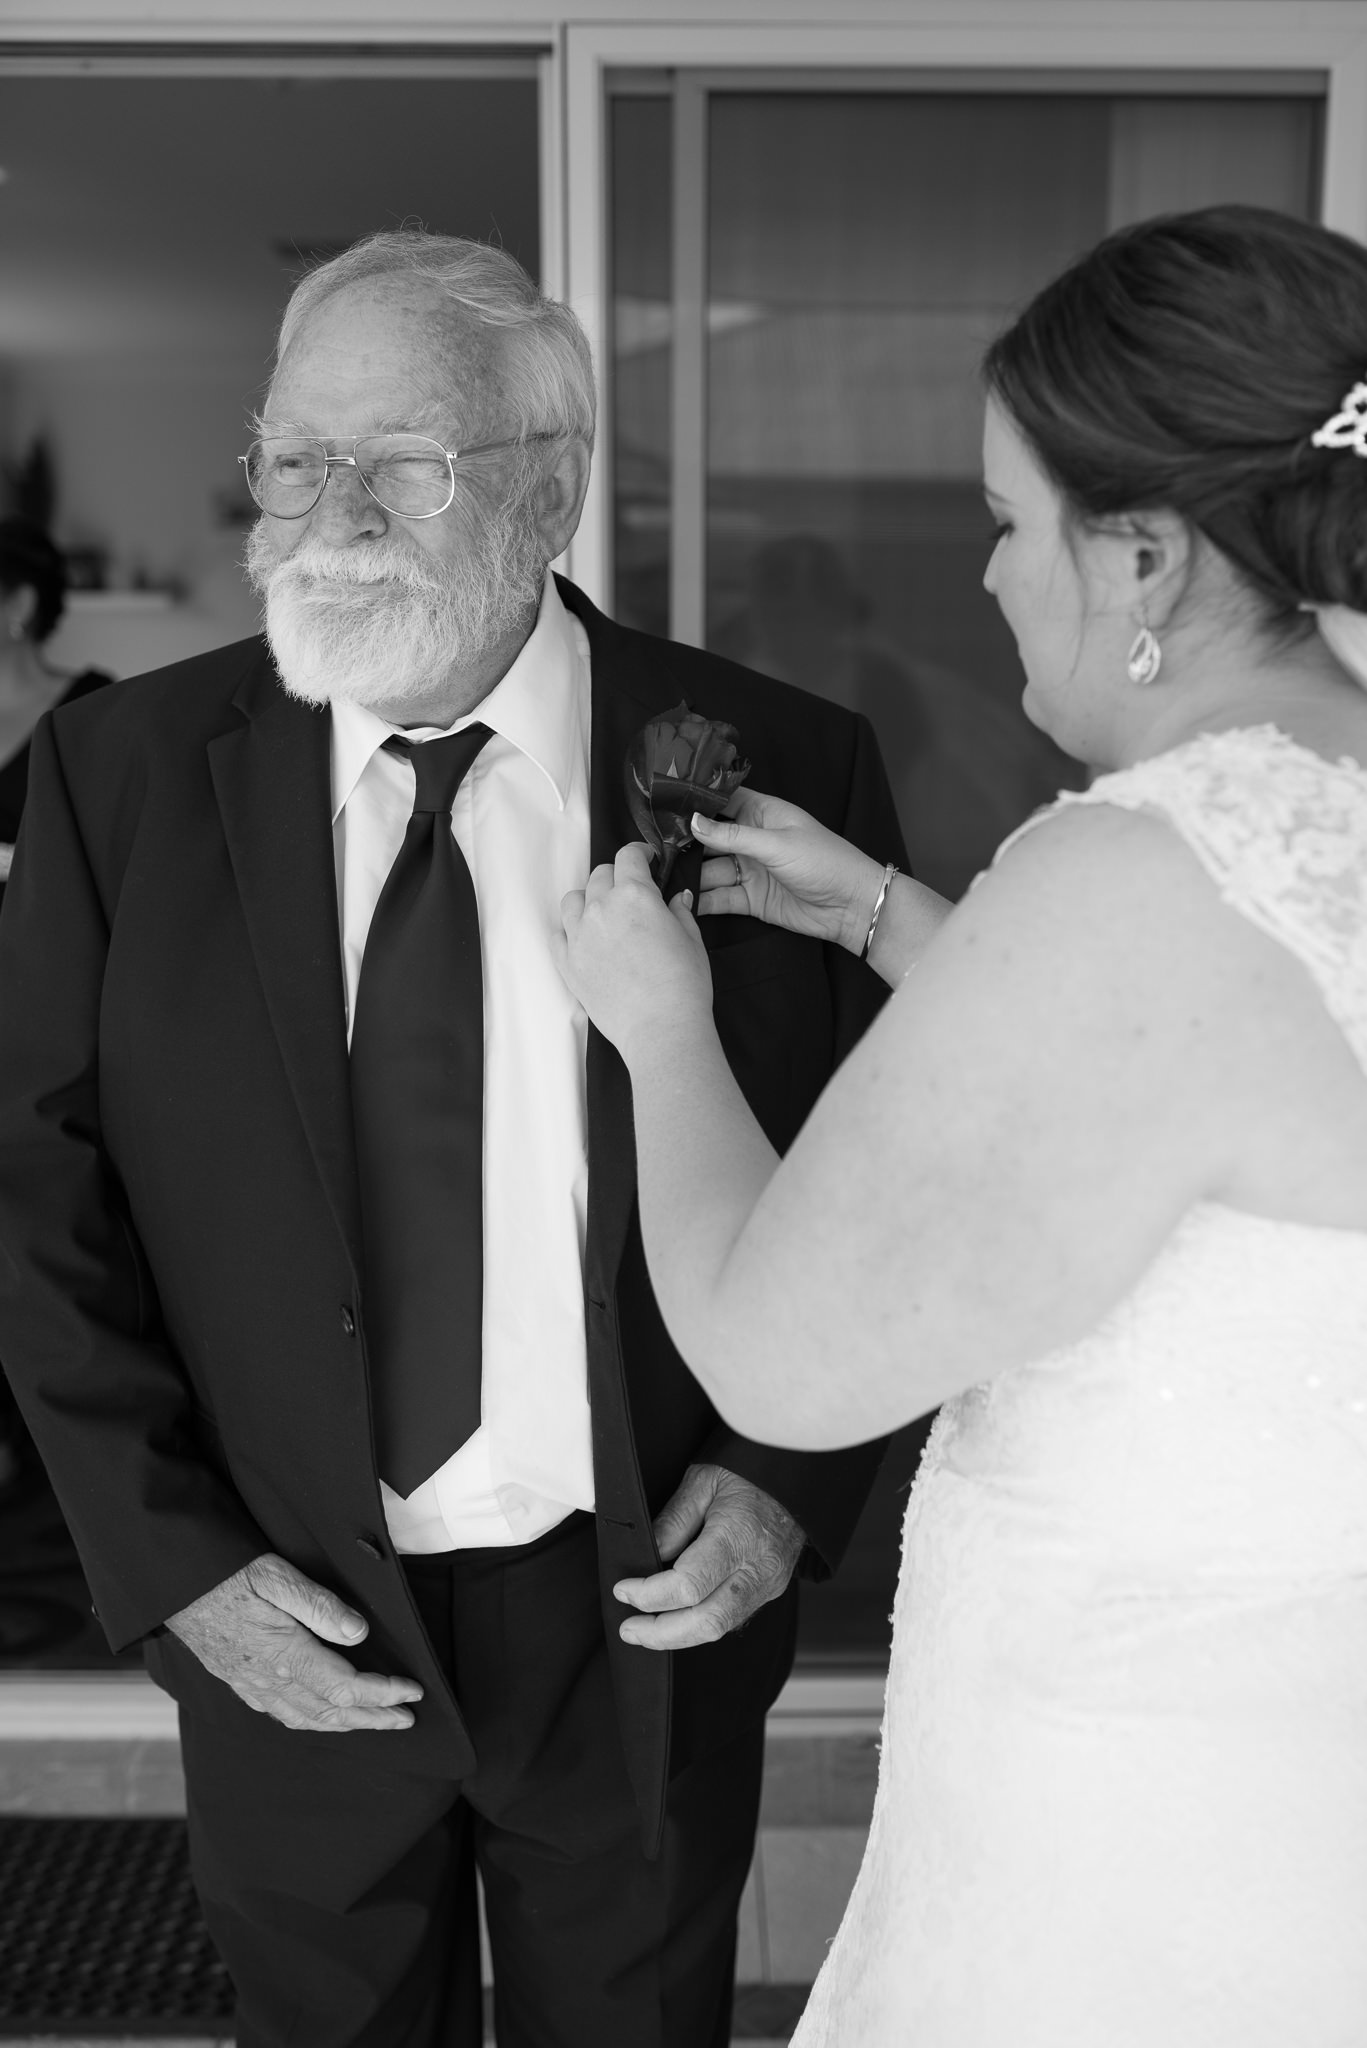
left=0, top=4, right=1364, bottom=2046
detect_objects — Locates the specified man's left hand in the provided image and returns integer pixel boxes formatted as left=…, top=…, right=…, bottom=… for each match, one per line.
left=612, top=1463, right=805, bottom=1650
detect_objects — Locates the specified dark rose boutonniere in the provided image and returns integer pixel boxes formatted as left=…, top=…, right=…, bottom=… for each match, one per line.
left=625, top=701, right=751, bottom=893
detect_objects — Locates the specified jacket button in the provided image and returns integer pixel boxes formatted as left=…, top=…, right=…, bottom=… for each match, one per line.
left=340, top=1305, right=356, bottom=1336
left=356, top=1535, right=383, bottom=1560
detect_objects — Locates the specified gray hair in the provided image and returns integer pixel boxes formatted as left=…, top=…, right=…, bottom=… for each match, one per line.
left=273, top=230, right=597, bottom=451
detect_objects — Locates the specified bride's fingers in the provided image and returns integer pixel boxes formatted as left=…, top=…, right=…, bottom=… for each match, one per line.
left=716, top=786, right=772, bottom=827
left=693, top=810, right=787, bottom=872
left=583, top=860, right=619, bottom=903
left=696, top=855, right=749, bottom=919
left=670, top=890, right=708, bottom=950
left=698, top=854, right=745, bottom=892
left=614, top=841, right=656, bottom=885
left=698, top=803, right=754, bottom=844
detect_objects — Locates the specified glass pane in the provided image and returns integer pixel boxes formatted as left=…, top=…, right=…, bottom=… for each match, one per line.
left=0, top=69, right=541, bottom=1671
left=610, top=92, right=673, bottom=638
left=696, top=86, right=1320, bottom=1666
left=704, top=90, right=1320, bottom=903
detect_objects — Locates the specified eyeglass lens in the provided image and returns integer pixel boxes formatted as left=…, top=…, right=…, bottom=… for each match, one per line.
left=245, top=436, right=454, bottom=518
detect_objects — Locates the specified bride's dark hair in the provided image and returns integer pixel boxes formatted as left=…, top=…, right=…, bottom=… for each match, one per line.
left=983, top=204, right=1367, bottom=625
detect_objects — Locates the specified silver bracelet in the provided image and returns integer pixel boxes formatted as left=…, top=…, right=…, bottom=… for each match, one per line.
left=860, top=862, right=899, bottom=962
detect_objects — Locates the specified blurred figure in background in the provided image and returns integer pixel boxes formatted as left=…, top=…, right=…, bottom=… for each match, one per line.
left=0, top=520, right=112, bottom=896
left=716, top=533, right=1073, bottom=898
left=0, top=520, right=111, bottom=1500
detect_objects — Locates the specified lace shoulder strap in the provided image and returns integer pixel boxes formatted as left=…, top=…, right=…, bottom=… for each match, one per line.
left=994, top=726, right=1367, bottom=1074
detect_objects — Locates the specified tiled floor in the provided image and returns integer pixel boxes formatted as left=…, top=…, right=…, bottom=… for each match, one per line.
left=0, top=1679, right=882, bottom=2048
left=0, top=1823, right=855, bottom=2045
left=744, top=1826, right=866, bottom=1982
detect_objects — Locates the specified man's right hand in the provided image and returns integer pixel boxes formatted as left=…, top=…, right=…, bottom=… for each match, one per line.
left=166, top=1552, right=423, bottom=1732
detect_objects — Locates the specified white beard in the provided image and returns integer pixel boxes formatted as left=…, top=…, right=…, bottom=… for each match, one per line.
left=244, top=496, right=547, bottom=716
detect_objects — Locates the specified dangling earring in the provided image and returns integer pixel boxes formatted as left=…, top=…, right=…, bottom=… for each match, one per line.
left=1126, top=607, right=1162, bottom=686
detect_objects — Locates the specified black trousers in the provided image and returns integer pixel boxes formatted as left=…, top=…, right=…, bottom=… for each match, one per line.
left=172, top=1514, right=765, bottom=2048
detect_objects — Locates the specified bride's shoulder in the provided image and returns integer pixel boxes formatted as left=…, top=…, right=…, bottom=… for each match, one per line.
left=935, top=723, right=1367, bottom=1027
left=934, top=772, right=1264, bottom=1008
left=968, top=782, right=1213, bottom=932
left=993, top=725, right=1367, bottom=876
left=993, top=727, right=1366, bottom=914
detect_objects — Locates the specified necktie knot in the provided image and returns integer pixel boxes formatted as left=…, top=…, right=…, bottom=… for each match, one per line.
left=388, top=724, right=493, bottom=816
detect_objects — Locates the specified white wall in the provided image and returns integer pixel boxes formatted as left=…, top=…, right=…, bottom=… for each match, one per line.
left=20, top=353, right=264, bottom=675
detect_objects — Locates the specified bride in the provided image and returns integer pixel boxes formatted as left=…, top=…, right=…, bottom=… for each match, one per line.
left=557, top=204, right=1367, bottom=2044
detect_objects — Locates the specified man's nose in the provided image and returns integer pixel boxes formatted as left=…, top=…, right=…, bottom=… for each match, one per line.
left=306, top=459, right=388, bottom=542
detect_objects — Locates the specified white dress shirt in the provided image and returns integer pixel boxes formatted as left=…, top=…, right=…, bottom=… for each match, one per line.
left=330, top=573, right=595, bottom=1551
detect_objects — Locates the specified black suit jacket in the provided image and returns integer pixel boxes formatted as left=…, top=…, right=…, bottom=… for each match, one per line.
left=0, top=577, right=904, bottom=1850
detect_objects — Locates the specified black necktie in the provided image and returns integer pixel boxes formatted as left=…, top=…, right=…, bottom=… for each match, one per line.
left=349, top=724, right=493, bottom=1498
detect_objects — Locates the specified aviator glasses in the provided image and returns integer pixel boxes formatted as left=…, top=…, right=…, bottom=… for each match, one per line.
left=240, top=432, right=543, bottom=521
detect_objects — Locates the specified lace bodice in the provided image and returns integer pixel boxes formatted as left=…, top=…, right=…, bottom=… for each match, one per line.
left=999, top=724, right=1367, bottom=1072
left=793, top=726, right=1367, bottom=2048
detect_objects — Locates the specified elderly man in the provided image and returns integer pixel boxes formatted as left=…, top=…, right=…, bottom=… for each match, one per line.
left=0, top=234, right=902, bottom=2047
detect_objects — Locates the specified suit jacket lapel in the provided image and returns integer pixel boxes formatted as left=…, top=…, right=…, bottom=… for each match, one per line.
left=568, top=580, right=660, bottom=1307
left=207, top=646, right=363, bottom=1269
left=205, top=595, right=681, bottom=1302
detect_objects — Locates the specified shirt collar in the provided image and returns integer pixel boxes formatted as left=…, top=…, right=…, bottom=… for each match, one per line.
left=330, top=570, right=584, bottom=822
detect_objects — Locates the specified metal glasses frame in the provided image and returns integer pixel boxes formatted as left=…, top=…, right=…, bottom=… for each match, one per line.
left=239, top=432, right=557, bottom=521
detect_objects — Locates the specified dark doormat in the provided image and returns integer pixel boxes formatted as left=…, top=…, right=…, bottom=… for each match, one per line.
left=0, top=1814, right=807, bottom=2041
left=0, top=1817, right=234, bottom=2035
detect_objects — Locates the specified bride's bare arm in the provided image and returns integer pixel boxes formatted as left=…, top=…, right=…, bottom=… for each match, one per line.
left=561, top=805, right=1279, bottom=1451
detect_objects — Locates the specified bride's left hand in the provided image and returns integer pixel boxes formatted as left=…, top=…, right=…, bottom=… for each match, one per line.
left=558, top=842, right=713, bottom=1059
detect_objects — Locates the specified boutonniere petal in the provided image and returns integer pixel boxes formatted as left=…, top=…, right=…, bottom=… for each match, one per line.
left=624, top=701, right=751, bottom=888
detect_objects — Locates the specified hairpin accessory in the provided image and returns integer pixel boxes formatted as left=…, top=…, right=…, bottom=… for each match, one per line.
left=1126, top=609, right=1162, bottom=686
left=1311, top=379, right=1367, bottom=459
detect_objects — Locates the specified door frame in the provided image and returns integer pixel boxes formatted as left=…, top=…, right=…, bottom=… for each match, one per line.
left=563, top=3, right=1367, bottom=611
left=0, top=35, right=566, bottom=323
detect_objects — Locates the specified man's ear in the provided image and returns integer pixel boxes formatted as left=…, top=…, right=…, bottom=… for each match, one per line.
left=534, top=440, right=593, bottom=564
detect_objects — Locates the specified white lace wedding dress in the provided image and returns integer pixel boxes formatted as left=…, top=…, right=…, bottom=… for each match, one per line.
left=793, top=728, right=1367, bottom=2047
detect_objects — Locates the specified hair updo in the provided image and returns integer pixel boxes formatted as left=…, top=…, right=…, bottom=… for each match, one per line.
left=0, top=520, right=67, bottom=645
left=983, top=205, right=1367, bottom=626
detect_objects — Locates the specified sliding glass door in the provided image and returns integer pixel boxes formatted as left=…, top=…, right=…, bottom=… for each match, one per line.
left=609, top=72, right=1322, bottom=1660
left=611, top=77, right=1320, bottom=897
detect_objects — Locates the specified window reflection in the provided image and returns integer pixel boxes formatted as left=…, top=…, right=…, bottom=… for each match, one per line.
left=611, top=77, right=1322, bottom=1661
left=0, top=67, right=543, bottom=1672
left=710, top=527, right=1073, bottom=899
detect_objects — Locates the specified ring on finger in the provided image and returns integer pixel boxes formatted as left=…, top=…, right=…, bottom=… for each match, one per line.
left=731, top=854, right=744, bottom=888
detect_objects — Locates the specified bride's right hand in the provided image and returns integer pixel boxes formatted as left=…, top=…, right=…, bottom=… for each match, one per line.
left=692, top=789, right=886, bottom=955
